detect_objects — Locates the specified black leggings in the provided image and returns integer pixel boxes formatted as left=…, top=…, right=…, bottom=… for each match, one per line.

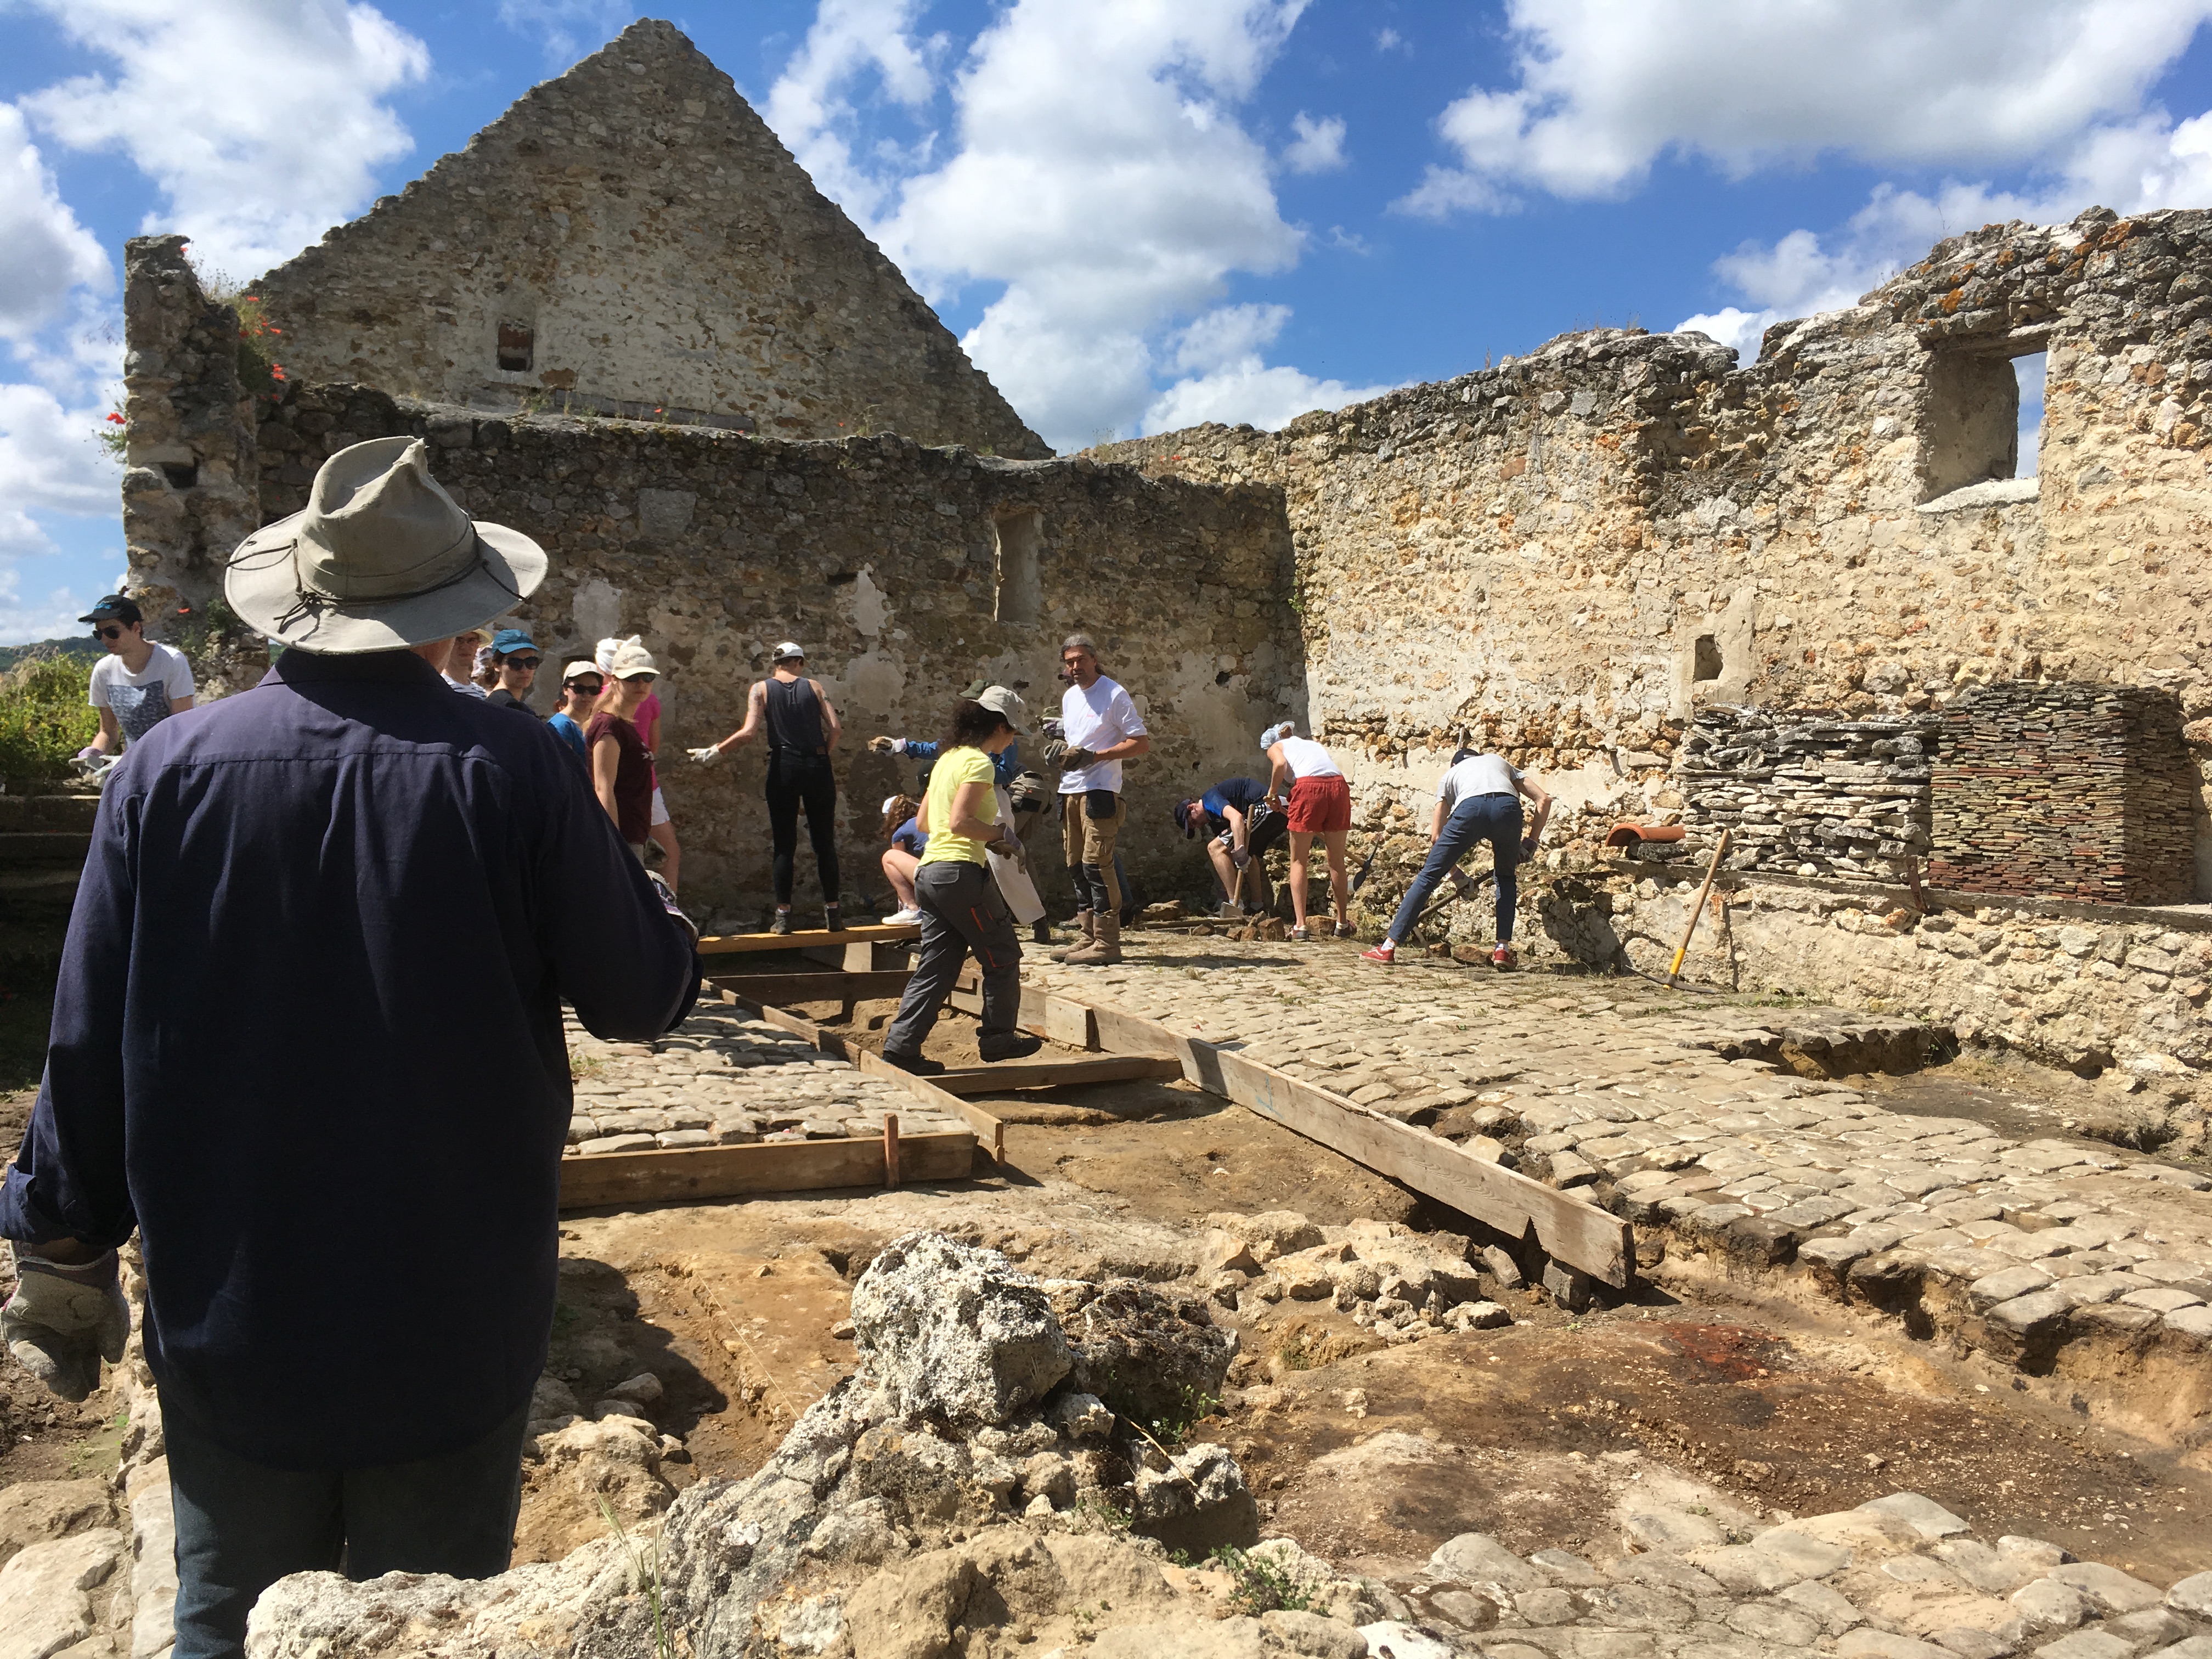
left=766, top=752, right=839, bottom=905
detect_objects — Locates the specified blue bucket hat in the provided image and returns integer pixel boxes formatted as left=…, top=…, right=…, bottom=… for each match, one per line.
left=492, top=627, right=537, bottom=656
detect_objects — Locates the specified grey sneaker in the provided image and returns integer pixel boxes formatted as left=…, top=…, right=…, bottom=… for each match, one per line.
left=769, top=910, right=793, bottom=936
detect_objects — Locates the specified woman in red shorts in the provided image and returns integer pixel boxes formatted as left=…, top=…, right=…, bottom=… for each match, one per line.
left=1262, top=721, right=1353, bottom=941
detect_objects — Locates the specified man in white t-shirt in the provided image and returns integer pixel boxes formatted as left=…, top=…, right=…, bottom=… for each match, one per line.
left=1041, top=633, right=1149, bottom=965
left=80, top=594, right=195, bottom=761
left=1362, top=746, right=1551, bottom=969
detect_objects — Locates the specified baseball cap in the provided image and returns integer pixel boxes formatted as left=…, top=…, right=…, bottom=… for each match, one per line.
left=1173, top=799, right=1200, bottom=839
left=609, top=640, right=658, bottom=679
left=772, top=641, right=805, bottom=662
left=80, top=593, right=142, bottom=626
left=492, top=627, right=536, bottom=655
left=561, top=660, right=601, bottom=684
left=974, top=684, right=1025, bottom=732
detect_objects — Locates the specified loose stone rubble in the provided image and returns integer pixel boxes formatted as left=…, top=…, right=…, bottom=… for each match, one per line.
left=562, top=1003, right=968, bottom=1155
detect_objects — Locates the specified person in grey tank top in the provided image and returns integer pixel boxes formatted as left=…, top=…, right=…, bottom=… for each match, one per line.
left=690, top=641, right=845, bottom=933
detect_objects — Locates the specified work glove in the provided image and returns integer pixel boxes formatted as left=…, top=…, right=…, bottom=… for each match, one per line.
left=1040, top=738, right=1096, bottom=771
left=867, top=735, right=900, bottom=754
left=687, top=745, right=722, bottom=765
left=1520, top=837, right=1538, bottom=862
left=1448, top=866, right=1477, bottom=898
left=1231, top=846, right=1251, bottom=870
left=3, top=1245, right=129, bottom=1403
left=647, top=870, right=700, bottom=946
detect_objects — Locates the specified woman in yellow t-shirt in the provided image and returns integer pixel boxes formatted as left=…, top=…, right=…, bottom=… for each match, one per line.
left=880, top=689, right=1043, bottom=1073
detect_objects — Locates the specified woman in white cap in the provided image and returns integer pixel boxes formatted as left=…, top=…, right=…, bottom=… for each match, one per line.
left=594, top=634, right=680, bottom=893
left=689, top=641, right=844, bottom=934
left=586, top=641, right=663, bottom=872
left=1261, top=720, right=1354, bottom=941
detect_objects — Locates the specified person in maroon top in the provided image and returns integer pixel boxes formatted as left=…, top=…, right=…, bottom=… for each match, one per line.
left=586, top=641, right=658, bottom=856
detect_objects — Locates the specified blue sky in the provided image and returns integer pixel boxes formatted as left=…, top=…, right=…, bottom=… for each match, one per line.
left=4, top=0, right=2212, bottom=642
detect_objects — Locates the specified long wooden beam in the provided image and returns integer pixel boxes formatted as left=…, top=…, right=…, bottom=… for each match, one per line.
left=697, top=923, right=919, bottom=956
left=924, top=1054, right=1187, bottom=1095
left=1062, top=990, right=1633, bottom=1287
left=705, top=970, right=915, bottom=1003
left=558, top=1128, right=972, bottom=1210
left=713, top=987, right=1006, bottom=1163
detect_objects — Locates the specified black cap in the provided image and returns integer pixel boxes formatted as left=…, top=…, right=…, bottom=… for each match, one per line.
left=80, top=594, right=142, bottom=626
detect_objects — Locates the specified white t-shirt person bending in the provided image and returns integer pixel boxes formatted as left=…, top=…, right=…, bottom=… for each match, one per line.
left=1362, top=747, right=1551, bottom=969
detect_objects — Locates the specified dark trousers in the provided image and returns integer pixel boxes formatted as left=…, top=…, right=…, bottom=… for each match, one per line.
left=165, top=1395, right=530, bottom=1659
left=766, top=751, right=839, bottom=905
left=884, top=861, right=1022, bottom=1059
left=1386, top=793, right=1523, bottom=945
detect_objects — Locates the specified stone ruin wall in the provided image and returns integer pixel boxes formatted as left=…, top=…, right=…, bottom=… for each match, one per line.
left=247, top=21, right=1046, bottom=458
left=1098, top=206, right=2212, bottom=1080
left=248, top=387, right=1300, bottom=916
left=1104, top=206, right=2212, bottom=909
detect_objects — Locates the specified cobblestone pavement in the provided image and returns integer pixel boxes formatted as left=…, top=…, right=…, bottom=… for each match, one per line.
left=561, top=1003, right=968, bottom=1156
left=1025, top=939, right=2212, bottom=1357
left=1328, top=1484, right=2212, bottom=1659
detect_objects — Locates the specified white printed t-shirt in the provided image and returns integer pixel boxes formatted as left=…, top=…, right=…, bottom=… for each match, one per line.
left=1059, top=675, right=1148, bottom=794
left=1437, top=753, right=1522, bottom=811
left=88, top=642, right=195, bottom=746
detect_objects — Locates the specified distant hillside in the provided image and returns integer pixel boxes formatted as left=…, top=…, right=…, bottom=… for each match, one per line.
left=0, top=636, right=101, bottom=673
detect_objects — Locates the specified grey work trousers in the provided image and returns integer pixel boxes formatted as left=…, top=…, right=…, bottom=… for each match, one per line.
left=883, top=860, right=1023, bottom=1058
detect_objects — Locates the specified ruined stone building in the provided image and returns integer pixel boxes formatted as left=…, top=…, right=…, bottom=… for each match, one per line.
left=117, top=18, right=2212, bottom=1082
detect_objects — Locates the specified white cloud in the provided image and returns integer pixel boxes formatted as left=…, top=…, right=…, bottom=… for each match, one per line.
left=1143, top=301, right=1394, bottom=432
left=1673, top=113, right=2212, bottom=362
left=770, top=0, right=1336, bottom=449
left=0, top=107, right=109, bottom=344
left=19, top=0, right=431, bottom=281
left=0, top=385, right=120, bottom=538
left=1400, top=0, right=2212, bottom=216
left=1283, top=111, right=1346, bottom=173
left=763, top=0, right=943, bottom=220
left=495, top=0, right=637, bottom=65
left=0, top=571, right=94, bottom=647
left=1375, top=27, right=1409, bottom=53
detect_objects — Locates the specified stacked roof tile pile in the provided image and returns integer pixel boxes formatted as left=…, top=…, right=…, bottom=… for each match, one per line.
left=1677, top=707, right=1940, bottom=878
left=1929, top=681, right=2194, bottom=904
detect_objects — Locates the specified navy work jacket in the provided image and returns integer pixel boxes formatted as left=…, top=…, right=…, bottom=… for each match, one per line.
left=0, top=648, right=699, bottom=1469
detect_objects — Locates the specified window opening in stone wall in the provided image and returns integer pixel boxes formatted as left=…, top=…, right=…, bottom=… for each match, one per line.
left=159, top=462, right=197, bottom=490
left=1920, top=346, right=2046, bottom=499
left=2013, top=352, right=2046, bottom=478
left=992, top=509, right=1042, bottom=626
left=1692, top=635, right=1723, bottom=682
left=497, top=323, right=534, bottom=373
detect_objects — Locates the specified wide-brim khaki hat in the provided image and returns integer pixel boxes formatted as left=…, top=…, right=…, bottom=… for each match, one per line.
left=225, top=436, right=546, bottom=653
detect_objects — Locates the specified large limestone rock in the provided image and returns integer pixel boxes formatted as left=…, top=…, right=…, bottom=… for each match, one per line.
left=0, top=1479, right=112, bottom=1569
left=0, top=1528, right=126, bottom=1659
left=852, top=1232, right=1073, bottom=1426
left=1048, top=1278, right=1237, bottom=1431
left=246, top=1543, right=624, bottom=1659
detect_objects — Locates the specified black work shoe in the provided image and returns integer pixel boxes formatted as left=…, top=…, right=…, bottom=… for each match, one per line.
left=769, top=910, right=793, bottom=935
left=881, top=1051, right=945, bottom=1076
left=1031, top=918, right=1053, bottom=945
left=823, top=905, right=842, bottom=933
left=979, top=1034, right=1045, bottom=1064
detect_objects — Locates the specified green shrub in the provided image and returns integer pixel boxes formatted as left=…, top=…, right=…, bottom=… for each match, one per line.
left=0, top=653, right=97, bottom=778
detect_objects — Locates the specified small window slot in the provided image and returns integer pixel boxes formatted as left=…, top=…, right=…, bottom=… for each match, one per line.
left=497, top=323, right=534, bottom=373
left=992, top=510, right=1042, bottom=626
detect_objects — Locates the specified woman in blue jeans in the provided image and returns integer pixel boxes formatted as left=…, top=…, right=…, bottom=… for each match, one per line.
left=1362, top=748, right=1551, bottom=968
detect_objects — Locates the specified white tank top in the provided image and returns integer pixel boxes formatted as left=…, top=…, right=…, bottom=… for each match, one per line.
left=1278, top=736, right=1342, bottom=780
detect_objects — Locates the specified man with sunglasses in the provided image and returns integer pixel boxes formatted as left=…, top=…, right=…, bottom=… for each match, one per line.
left=81, top=594, right=195, bottom=760
left=481, top=628, right=540, bottom=713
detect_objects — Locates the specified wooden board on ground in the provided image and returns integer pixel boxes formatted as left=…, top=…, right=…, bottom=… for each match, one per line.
left=946, top=976, right=1098, bottom=1050
left=558, top=1129, right=972, bottom=1209
left=1074, top=994, right=1633, bottom=1288
left=924, top=1053, right=1187, bottom=1095
left=696, top=923, right=919, bottom=956
left=712, top=986, right=1006, bottom=1163
left=706, top=970, right=914, bottom=1003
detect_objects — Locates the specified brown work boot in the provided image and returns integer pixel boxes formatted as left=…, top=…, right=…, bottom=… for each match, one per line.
left=1048, top=911, right=1093, bottom=961
left=1065, top=911, right=1121, bottom=966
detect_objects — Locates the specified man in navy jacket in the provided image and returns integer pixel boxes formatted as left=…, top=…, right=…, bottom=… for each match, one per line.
left=0, top=436, right=699, bottom=1658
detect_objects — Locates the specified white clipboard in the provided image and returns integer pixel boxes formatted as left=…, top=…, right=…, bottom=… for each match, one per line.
left=988, top=785, right=1046, bottom=924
